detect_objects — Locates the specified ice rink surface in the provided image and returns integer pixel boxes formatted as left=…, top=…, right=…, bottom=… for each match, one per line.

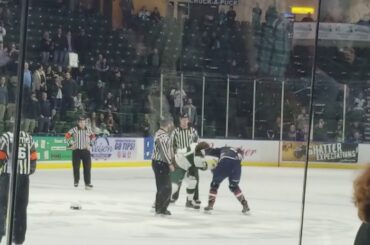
left=21, top=167, right=361, bottom=245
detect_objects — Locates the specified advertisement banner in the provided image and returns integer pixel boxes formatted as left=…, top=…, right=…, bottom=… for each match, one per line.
left=202, top=139, right=279, bottom=163
left=189, top=0, right=239, bottom=5
left=294, top=23, right=370, bottom=41
left=34, top=136, right=71, bottom=161
left=34, top=136, right=140, bottom=162
left=91, top=137, right=137, bottom=161
left=282, top=141, right=358, bottom=163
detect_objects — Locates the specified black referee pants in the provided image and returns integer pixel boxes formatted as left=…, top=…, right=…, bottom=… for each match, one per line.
left=152, top=160, right=171, bottom=214
left=72, top=149, right=92, bottom=185
left=0, top=173, right=29, bottom=244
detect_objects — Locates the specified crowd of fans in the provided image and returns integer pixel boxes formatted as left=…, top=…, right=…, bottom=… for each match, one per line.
left=0, top=0, right=369, bottom=142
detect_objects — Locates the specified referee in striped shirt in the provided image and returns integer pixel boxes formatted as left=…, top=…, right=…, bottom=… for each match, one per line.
left=152, top=118, right=175, bottom=215
left=0, top=128, right=37, bottom=245
left=65, top=116, right=96, bottom=190
left=171, top=112, right=199, bottom=204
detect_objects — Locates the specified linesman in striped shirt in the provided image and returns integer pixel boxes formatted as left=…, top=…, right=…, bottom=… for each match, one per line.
left=170, top=112, right=200, bottom=206
left=152, top=118, right=175, bottom=215
left=65, top=116, right=96, bottom=190
left=0, top=129, right=37, bottom=245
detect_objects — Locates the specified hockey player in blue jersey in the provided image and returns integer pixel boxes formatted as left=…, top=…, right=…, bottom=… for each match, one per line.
left=195, top=145, right=250, bottom=214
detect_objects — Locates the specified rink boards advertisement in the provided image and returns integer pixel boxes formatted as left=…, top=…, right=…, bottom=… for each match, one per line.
left=34, top=136, right=142, bottom=162
left=282, top=141, right=359, bottom=163
left=34, top=136, right=368, bottom=169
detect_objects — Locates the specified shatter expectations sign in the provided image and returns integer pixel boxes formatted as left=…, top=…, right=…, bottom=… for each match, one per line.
left=190, top=0, right=239, bottom=5
left=282, top=142, right=358, bottom=163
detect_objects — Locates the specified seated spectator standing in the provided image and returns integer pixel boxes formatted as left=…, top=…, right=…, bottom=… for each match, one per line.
left=23, top=93, right=39, bottom=133
left=53, top=28, right=67, bottom=65
left=23, top=62, right=32, bottom=94
left=61, top=72, right=78, bottom=118
left=40, top=31, right=52, bottom=65
left=0, top=76, right=7, bottom=122
left=39, top=92, right=52, bottom=133
left=226, top=6, right=236, bottom=26
left=151, top=7, right=161, bottom=23
left=6, top=76, right=16, bottom=121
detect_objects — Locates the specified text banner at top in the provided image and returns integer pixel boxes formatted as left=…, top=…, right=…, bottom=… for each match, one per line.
left=189, top=0, right=239, bottom=5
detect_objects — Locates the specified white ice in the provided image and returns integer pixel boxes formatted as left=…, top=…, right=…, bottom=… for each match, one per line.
left=14, top=167, right=361, bottom=245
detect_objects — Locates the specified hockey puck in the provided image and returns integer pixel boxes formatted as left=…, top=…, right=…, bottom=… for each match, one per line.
left=70, top=204, right=82, bottom=210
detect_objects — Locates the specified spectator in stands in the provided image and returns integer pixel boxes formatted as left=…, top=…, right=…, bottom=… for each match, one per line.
left=53, top=28, right=67, bottom=65
left=151, top=7, right=161, bottom=23
left=0, top=41, right=9, bottom=71
left=23, top=93, right=39, bottom=133
left=74, top=65, right=88, bottom=90
left=286, top=124, right=298, bottom=141
left=136, top=35, right=147, bottom=66
left=106, top=113, right=118, bottom=134
left=119, top=80, right=133, bottom=100
left=120, top=0, right=134, bottom=28
left=103, top=92, right=117, bottom=111
left=353, top=92, right=366, bottom=112
left=148, top=48, right=160, bottom=69
left=45, top=65, right=55, bottom=88
left=7, top=43, right=18, bottom=74
left=40, top=31, right=52, bottom=65
left=49, top=109, right=58, bottom=132
left=296, top=107, right=309, bottom=131
left=0, top=76, right=8, bottom=122
left=32, top=65, right=46, bottom=97
left=95, top=55, right=109, bottom=81
left=182, top=97, right=198, bottom=127
left=218, top=9, right=226, bottom=25
left=74, top=29, right=89, bottom=65
left=23, top=62, right=32, bottom=93
left=170, top=83, right=186, bottom=120
left=61, top=72, right=78, bottom=118
left=252, top=3, right=262, bottom=29
left=38, top=92, right=52, bottom=133
left=92, top=80, right=105, bottom=110
left=138, top=6, right=150, bottom=21
left=314, top=118, right=328, bottom=142
left=226, top=6, right=236, bottom=25
left=349, top=130, right=363, bottom=144
left=6, top=76, right=16, bottom=121
left=74, top=92, right=84, bottom=111
left=0, top=22, right=6, bottom=42
left=50, top=75, right=63, bottom=111
left=301, top=13, right=314, bottom=22
left=97, top=112, right=105, bottom=128
left=55, top=65, right=64, bottom=77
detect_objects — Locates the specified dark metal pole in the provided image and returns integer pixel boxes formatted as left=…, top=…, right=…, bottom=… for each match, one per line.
left=6, top=0, right=29, bottom=244
left=299, top=1, right=323, bottom=244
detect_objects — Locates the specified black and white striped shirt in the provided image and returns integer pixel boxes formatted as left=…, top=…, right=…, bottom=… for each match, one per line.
left=152, top=128, right=172, bottom=165
left=172, top=127, right=198, bottom=153
left=0, top=131, right=37, bottom=175
left=65, top=126, right=95, bottom=150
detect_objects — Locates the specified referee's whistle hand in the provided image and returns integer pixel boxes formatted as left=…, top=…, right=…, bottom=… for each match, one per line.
left=169, top=164, right=175, bottom=172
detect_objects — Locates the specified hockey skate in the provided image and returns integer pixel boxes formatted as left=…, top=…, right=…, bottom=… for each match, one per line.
left=85, top=184, right=93, bottom=190
left=194, top=200, right=201, bottom=205
left=242, top=201, right=250, bottom=214
left=155, top=210, right=172, bottom=216
left=204, top=205, right=213, bottom=213
left=185, top=199, right=200, bottom=210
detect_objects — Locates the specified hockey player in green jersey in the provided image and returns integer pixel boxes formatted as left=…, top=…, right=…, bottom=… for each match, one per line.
left=171, top=142, right=210, bottom=209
